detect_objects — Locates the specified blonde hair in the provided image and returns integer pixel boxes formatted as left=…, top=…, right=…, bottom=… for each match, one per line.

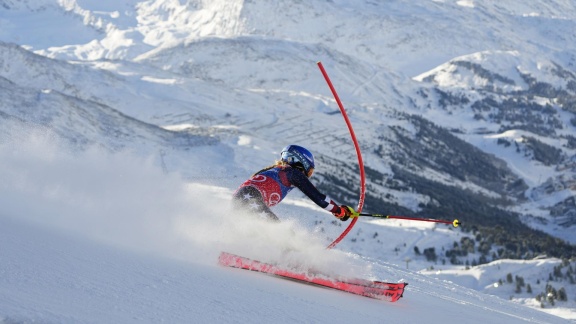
left=251, top=160, right=289, bottom=177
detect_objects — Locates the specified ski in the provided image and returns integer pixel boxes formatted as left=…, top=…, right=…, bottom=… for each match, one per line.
left=218, top=252, right=407, bottom=302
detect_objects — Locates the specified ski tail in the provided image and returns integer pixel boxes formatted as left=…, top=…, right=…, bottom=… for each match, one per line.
left=218, top=252, right=407, bottom=302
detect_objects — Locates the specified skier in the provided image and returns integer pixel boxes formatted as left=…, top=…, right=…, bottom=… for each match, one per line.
left=232, top=144, right=355, bottom=222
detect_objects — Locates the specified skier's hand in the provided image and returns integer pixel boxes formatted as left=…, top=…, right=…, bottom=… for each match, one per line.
left=332, top=205, right=355, bottom=221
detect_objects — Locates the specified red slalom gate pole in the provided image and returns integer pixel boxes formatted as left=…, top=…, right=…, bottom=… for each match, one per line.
left=317, top=61, right=366, bottom=249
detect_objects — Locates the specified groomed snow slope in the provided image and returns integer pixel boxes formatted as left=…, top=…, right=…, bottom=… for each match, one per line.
left=0, top=204, right=567, bottom=324
left=0, top=135, right=568, bottom=323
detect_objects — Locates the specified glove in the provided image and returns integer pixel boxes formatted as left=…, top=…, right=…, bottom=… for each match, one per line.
left=332, top=205, right=355, bottom=222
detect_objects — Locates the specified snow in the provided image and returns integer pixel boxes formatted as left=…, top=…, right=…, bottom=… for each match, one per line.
left=1, top=215, right=560, bottom=323
left=1, top=0, right=576, bottom=322
left=0, top=129, right=572, bottom=323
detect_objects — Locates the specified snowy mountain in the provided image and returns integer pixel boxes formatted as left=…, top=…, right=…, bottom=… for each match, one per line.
left=1, top=0, right=576, bottom=321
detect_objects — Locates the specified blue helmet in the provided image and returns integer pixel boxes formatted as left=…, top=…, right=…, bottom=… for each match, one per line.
left=280, top=145, right=315, bottom=177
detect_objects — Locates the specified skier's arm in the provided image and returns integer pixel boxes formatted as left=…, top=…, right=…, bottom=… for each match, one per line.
left=286, top=168, right=352, bottom=220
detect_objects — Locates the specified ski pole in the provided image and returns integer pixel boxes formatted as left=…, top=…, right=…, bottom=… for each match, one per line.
left=353, top=213, right=461, bottom=228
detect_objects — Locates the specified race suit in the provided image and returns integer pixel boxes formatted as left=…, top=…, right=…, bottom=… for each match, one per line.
left=232, top=165, right=340, bottom=221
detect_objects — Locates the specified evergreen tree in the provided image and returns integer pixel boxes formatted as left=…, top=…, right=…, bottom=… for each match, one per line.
left=423, top=247, right=437, bottom=262
left=558, top=287, right=568, bottom=301
left=553, top=265, right=563, bottom=278
left=479, top=255, right=488, bottom=264
left=515, top=275, right=525, bottom=287
left=506, top=273, right=513, bottom=284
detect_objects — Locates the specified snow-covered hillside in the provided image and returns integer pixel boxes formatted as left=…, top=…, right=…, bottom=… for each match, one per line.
left=3, top=0, right=575, bottom=241
left=0, top=209, right=566, bottom=323
left=1, top=0, right=576, bottom=321
left=0, top=135, right=571, bottom=323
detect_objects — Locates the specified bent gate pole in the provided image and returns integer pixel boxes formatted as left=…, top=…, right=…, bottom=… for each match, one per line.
left=317, top=61, right=366, bottom=249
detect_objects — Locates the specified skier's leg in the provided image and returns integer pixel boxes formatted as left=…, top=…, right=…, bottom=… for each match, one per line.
left=232, top=186, right=280, bottom=222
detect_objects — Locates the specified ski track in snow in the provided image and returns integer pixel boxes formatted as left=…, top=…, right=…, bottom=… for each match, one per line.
left=0, top=216, right=567, bottom=324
